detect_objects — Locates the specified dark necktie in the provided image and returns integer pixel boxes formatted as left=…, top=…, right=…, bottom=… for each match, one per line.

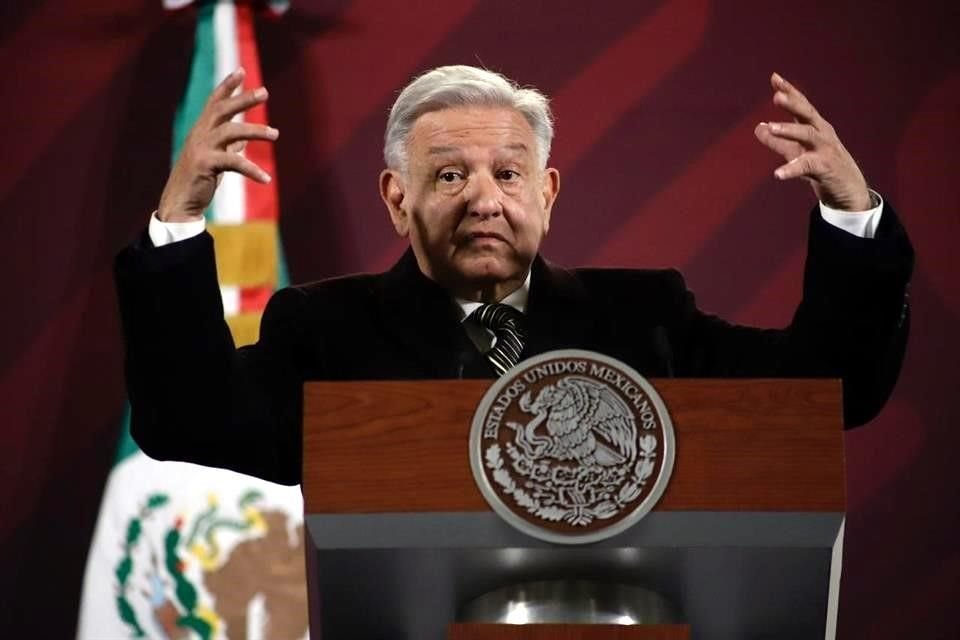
left=470, top=303, right=527, bottom=376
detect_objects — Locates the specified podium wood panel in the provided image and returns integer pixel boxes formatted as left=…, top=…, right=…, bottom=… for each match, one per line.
left=448, top=624, right=691, bottom=640
left=303, top=379, right=844, bottom=514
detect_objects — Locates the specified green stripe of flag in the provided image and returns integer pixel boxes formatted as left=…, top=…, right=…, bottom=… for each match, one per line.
left=112, top=406, right=138, bottom=465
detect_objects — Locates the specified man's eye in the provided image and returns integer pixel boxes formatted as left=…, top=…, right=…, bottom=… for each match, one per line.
left=498, top=170, right=520, bottom=181
left=439, top=171, right=462, bottom=183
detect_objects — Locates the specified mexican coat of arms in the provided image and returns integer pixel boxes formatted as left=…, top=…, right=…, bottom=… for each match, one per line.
left=470, top=350, right=675, bottom=544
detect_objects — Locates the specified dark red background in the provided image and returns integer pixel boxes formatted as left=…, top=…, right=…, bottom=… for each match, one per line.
left=2, top=1, right=958, bottom=637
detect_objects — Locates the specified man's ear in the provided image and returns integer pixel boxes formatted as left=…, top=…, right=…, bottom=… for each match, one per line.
left=540, top=167, right=560, bottom=235
left=380, top=169, right=409, bottom=237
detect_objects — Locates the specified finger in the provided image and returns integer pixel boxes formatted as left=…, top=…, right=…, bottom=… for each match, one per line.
left=207, top=151, right=272, bottom=183
left=214, top=122, right=279, bottom=148
left=209, top=67, right=246, bottom=103
left=770, top=72, right=826, bottom=127
left=754, top=122, right=805, bottom=160
left=210, top=87, right=269, bottom=126
left=773, top=153, right=823, bottom=181
left=764, top=121, right=822, bottom=149
left=226, top=140, right=247, bottom=154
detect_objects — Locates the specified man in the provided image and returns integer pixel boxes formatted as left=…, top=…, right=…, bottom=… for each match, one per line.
left=116, top=65, right=913, bottom=486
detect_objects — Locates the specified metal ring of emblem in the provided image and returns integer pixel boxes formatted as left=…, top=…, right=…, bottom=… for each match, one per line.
left=469, top=349, right=676, bottom=545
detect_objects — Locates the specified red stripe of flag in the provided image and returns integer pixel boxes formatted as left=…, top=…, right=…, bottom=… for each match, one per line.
left=239, top=285, right=274, bottom=314
left=236, top=2, right=278, bottom=222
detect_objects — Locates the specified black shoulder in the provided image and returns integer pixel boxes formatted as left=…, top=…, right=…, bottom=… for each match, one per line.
left=571, top=266, right=688, bottom=300
left=295, top=271, right=380, bottom=298
left=261, top=272, right=382, bottom=333
left=291, top=272, right=381, bottom=313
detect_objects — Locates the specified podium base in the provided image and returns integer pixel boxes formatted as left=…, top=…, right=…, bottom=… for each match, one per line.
left=449, top=623, right=691, bottom=640
left=459, top=580, right=679, bottom=624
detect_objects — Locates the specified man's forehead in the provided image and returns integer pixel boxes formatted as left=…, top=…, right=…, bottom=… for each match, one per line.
left=410, top=106, right=536, bottom=155
left=426, top=142, right=530, bottom=156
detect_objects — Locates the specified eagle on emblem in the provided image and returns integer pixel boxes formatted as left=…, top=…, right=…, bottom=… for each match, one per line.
left=507, top=375, right=638, bottom=468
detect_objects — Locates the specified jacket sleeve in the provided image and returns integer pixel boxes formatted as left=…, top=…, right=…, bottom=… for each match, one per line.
left=114, top=230, right=306, bottom=485
left=665, top=203, right=914, bottom=427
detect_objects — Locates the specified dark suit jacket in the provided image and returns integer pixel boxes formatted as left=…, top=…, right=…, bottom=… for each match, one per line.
left=115, top=205, right=913, bottom=485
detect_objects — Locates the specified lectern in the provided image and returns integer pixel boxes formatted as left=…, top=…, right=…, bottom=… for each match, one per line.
left=302, top=379, right=845, bottom=639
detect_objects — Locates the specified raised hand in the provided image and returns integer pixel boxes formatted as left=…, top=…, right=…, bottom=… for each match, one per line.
left=754, top=73, right=872, bottom=212
left=157, top=68, right=279, bottom=222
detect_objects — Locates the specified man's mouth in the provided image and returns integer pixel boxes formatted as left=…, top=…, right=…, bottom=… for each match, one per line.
left=467, top=231, right=507, bottom=242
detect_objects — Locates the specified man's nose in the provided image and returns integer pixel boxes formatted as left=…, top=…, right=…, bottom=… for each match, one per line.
left=464, top=172, right=502, bottom=219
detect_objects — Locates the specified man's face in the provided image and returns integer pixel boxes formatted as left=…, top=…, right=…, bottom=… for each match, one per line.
left=380, top=106, right=560, bottom=300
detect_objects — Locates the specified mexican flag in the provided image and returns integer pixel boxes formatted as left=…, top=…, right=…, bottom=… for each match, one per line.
left=77, top=2, right=308, bottom=639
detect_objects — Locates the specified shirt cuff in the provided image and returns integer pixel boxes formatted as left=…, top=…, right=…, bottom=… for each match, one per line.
left=148, top=212, right=206, bottom=247
left=819, top=189, right=883, bottom=239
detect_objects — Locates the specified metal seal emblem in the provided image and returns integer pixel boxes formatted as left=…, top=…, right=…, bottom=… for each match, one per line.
left=469, top=350, right=675, bottom=544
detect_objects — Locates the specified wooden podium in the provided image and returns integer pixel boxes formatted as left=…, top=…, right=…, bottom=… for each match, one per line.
left=302, top=379, right=845, bottom=639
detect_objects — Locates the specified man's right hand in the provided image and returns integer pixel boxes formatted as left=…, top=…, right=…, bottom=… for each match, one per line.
left=157, top=67, right=278, bottom=222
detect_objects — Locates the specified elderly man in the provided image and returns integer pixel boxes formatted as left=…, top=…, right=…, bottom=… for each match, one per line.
left=116, top=66, right=913, bottom=486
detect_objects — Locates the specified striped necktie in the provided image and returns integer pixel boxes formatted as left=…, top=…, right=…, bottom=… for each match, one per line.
left=470, top=303, right=527, bottom=376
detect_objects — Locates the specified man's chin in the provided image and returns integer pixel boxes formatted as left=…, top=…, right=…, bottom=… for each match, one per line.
left=453, top=256, right=522, bottom=283
left=429, top=255, right=530, bottom=300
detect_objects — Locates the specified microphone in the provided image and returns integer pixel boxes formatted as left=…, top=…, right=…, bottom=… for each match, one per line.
left=457, top=349, right=475, bottom=379
left=652, top=326, right=674, bottom=377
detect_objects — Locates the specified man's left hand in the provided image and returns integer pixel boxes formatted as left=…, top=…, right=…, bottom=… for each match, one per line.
left=754, top=73, right=872, bottom=212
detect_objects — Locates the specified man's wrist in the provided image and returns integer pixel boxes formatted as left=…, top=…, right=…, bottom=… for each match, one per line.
left=148, top=211, right=207, bottom=247
left=851, top=190, right=880, bottom=212
left=819, top=189, right=884, bottom=239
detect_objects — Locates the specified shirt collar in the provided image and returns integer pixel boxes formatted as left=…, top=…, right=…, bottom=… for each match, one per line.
left=454, top=271, right=531, bottom=322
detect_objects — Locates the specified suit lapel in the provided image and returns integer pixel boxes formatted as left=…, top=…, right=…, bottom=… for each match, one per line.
left=523, top=256, right=599, bottom=357
left=375, top=248, right=468, bottom=378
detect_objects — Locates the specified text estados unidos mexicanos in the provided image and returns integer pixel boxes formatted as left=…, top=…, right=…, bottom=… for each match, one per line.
left=483, top=359, right=657, bottom=439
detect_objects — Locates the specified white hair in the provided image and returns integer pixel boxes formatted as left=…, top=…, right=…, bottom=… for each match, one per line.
left=383, top=65, right=554, bottom=172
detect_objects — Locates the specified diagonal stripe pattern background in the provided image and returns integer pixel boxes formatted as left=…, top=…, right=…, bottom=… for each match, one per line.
left=0, top=1, right=958, bottom=638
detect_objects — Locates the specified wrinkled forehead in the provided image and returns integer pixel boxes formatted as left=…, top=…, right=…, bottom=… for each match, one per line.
left=407, top=105, right=538, bottom=162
